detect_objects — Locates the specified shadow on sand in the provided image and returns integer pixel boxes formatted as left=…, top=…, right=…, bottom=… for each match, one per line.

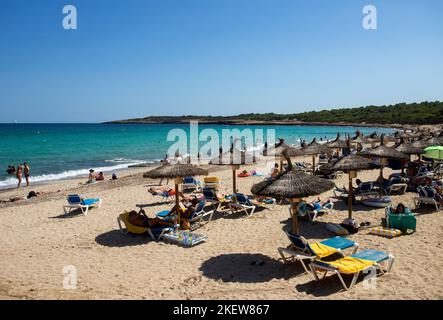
left=95, top=229, right=153, bottom=247
left=200, top=253, right=304, bottom=283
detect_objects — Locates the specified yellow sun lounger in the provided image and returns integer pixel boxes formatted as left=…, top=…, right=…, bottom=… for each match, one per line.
left=117, top=211, right=174, bottom=241
left=310, top=249, right=395, bottom=290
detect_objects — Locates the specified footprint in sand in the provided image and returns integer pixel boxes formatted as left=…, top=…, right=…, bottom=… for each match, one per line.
left=183, top=275, right=202, bottom=286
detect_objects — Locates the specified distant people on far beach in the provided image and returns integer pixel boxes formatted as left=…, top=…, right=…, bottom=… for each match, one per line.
left=87, top=169, right=96, bottom=184
left=24, top=162, right=30, bottom=187
left=16, top=164, right=23, bottom=188
left=95, top=172, right=105, bottom=181
left=6, top=165, right=16, bottom=175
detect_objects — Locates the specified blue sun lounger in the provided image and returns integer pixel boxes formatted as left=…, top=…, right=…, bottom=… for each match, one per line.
left=63, top=194, right=102, bottom=215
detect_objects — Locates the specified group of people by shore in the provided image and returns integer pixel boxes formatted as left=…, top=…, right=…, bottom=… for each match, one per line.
left=6, top=162, right=30, bottom=188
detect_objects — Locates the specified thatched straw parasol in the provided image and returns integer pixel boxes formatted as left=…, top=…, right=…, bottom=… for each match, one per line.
left=412, top=139, right=432, bottom=150
left=264, top=138, right=303, bottom=169
left=326, top=133, right=348, bottom=150
left=426, top=136, right=442, bottom=147
left=301, top=138, right=333, bottom=172
left=143, top=163, right=208, bottom=223
left=360, top=135, right=407, bottom=195
left=394, top=139, right=423, bottom=174
left=209, top=147, right=258, bottom=193
left=331, top=153, right=379, bottom=218
left=251, top=151, right=334, bottom=233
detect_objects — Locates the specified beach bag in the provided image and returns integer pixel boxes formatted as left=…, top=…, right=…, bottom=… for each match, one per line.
left=326, top=223, right=349, bottom=236
left=341, top=218, right=360, bottom=234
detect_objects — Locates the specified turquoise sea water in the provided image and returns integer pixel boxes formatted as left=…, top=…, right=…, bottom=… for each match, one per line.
left=0, top=123, right=394, bottom=188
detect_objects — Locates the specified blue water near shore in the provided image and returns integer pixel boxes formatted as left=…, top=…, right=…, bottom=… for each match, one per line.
left=0, top=123, right=394, bottom=188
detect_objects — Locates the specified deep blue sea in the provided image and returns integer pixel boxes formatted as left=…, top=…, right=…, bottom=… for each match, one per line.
left=0, top=123, right=394, bottom=188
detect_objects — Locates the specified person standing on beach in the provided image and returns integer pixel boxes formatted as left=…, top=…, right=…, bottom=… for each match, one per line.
left=16, top=164, right=23, bottom=188
left=24, top=162, right=30, bottom=187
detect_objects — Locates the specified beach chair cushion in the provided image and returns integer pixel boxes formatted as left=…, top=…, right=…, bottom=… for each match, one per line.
left=316, top=256, right=375, bottom=274
left=67, top=194, right=82, bottom=204
left=351, top=249, right=389, bottom=263
left=320, top=236, right=355, bottom=250
left=369, top=226, right=402, bottom=238
left=81, top=198, right=100, bottom=206
left=308, top=242, right=338, bottom=258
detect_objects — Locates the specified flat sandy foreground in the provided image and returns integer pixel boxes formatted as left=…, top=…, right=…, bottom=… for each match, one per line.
left=0, top=159, right=442, bottom=300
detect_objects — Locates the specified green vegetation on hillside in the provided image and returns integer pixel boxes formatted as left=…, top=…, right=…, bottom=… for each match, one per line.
left=108, top=101, right=443, bottom=125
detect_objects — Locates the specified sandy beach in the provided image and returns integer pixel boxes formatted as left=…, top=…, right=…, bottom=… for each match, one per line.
left=1, top=155, right=442, bottom=300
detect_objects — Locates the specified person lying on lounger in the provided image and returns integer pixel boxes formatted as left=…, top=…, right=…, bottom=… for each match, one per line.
left=128, top=208, right=176, bottom=228
left=148, top=187, right=175, bottom=196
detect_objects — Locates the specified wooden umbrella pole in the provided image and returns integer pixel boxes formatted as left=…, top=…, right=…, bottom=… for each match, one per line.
left=291, top=198, right=299, bottom=234
left=379, top=158, right=385, bottom=196
left=232, top=167, right=236, bottom=194
left=312, top=155, right=316, bottom=174
left=348, top=173, right=353, bottom=219
left=175, top=178, right=180, bottom=227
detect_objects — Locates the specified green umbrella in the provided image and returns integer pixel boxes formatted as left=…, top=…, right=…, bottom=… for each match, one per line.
left=423, top=146, right=443, bottom=160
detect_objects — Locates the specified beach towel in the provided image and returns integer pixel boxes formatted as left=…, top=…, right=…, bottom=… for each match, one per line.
left=309, top=242, right=338, bottom=258
left=325, top=256, right=375, bottom=274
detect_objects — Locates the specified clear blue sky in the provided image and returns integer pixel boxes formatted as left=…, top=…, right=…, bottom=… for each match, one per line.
left=0, top=0, right=442, bottom=123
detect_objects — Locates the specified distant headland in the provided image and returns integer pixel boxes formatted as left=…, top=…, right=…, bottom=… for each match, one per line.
left=103, top=101, right=443, bottom=128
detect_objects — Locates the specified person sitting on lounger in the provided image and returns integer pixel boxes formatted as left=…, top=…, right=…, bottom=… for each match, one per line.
left=128, top=208, right=176, bottom=228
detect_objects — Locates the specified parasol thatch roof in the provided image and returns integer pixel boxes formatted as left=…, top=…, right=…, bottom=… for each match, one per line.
left=394, top=140, right=424, bottom=155
left=412, top=139, right=432, bottom=150
left=326, top=133, right=348, bottom=149
left=143, top=163, right=208, bottom=179
left=264, top=138, right=303, bottom=157
left=209, top=147, right=259, bottom=165
left=251, top=170, right=334, bottom=199
left=359, top=135, right=408, bottom=160
left=331, top=154, right=380, bottom=172
left=301, top=138, right=333, bottom=155
left=426, top=137, right=442, bottom=146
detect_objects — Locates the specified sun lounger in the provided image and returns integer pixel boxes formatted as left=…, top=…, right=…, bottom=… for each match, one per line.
left=227, top=193, right=257, bottom=216
left=293, top=200, right=334, bottom=221
left=181, top=176, right=201, bottom=192
left=383, top=177, right=408, bottom=195
left=203, top=177, right=222, bottom=190
left=117, top=211, right=175, bottom=241
left=202, top=188, right=227, bottom=211
left=63, top=194, right=101, bottom=215
left=333, top=182, right=378, bottom=198
left=188, top=200, right=215, bottom=224
left=309, top=249, right=395, bottom=291
left=277, top=231, right=359, bottom=274
left=414, top=186, right=441, bottom=211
